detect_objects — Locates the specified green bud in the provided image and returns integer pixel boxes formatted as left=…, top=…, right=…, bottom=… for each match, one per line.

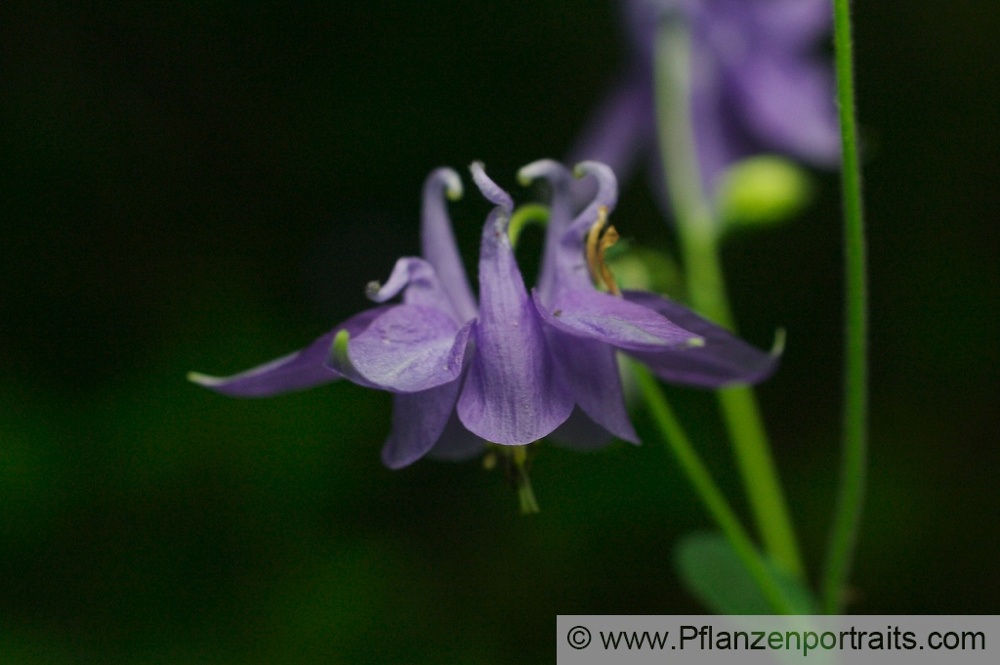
left=714, top=155, right=813, bottom=231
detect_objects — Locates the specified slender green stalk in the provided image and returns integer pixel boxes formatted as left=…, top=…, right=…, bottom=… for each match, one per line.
left=633, top=363, right=797, bottom=614
left=822, top=0, right=869, bottom=614
left=654, top=17, right=805, bottom=580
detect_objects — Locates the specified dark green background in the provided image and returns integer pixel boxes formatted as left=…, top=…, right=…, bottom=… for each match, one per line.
left=1, top=1, right=996, bottom=662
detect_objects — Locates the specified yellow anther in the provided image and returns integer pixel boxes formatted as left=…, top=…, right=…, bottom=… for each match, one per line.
left=585, top=206, right=607, bottom=286
left=585, top=205, right=622, bottom=297
left=597, top=225, right=621, bottom=297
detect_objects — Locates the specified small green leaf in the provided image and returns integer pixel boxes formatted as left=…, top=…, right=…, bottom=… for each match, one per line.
left=675, top=531, right=817, bottom=615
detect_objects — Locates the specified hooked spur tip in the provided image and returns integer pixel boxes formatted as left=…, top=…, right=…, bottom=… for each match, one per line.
left=442, top=169, right=463, bottom=201
left=517, top=159, right=567, bottom=187
left=469, top=161, right=514, bottom=210
left=572, top=160, right=619, bottom=213
left=426, top=167, right=464, bottom=201
left=573, top=160, right=615, bottom=181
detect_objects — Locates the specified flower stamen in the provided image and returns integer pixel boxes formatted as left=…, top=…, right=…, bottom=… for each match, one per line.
left=585, top=205, right=622, bottom=297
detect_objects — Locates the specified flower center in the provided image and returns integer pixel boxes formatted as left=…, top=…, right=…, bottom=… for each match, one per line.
left=585, top=205, right=622, bottom=297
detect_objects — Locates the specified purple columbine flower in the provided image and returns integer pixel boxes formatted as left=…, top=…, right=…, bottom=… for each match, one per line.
left=572, top=0, right=839, bottom=199
left=191, top=164, right=574, bottom=469
left=191, top=161, right=780, bottom=468
left=522, top=158, right=780, bottom=446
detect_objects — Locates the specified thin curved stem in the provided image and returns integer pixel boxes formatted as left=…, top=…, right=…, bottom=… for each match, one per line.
left=653, top=16, right=805, bottom=580
left=632, top=363, right=798, bottom=614
left=822, top=0, right=869, bottom=615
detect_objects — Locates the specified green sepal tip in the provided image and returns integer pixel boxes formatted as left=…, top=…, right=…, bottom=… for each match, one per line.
left=328, top=329, right=353, bottom=375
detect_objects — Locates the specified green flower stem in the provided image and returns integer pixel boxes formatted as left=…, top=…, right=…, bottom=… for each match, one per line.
left=654, top=18, right=805, bottom=580
left=512, top=445, right=540, bottom=515
left=822, top=0, right=869, bottom=614
left=632, top=363, right=797, bottom=615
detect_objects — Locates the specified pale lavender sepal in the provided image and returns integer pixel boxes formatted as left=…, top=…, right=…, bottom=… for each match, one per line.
left=519, top=160, right=638, bottom=447
left=381, top=380, right=463, bottom=469
left=623, top=290, right=780, bottom=387
left=421, top=168, right=478, bottom=323
left=457, top=168, right=574, bottom=445
left=188, top=306, right=388, bottom=397
left=545, top=330, right=639, bottom=444
left=348, top=304, right=472, bottom=393
left=535, top=289, right=701, bottom=352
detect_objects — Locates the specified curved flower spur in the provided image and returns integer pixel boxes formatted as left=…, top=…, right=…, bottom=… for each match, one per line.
left=189, top=161, right=780, bottom=499
left=521, top=159, right=781, bottom=427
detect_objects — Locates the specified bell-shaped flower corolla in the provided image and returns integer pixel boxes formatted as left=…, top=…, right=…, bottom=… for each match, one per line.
left=191, top=164, right=583, bottom=468
left=521, top=159, right=780, bottom=445
left=191, top=160, right=781, bottom=469
left=572, top=0, right=839, bottom=201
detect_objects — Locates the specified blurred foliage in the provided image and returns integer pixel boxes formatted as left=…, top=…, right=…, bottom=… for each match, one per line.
left=0, top=0, right=997, bottom=662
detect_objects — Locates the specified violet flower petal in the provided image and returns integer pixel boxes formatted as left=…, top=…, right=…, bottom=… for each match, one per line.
left=623, top=290, right=780, bottom=387
left=381, top=380, right=463, bottom=469
left=348, top=304, right=472, bottom=393
left=188, top=306, right=388, bottom=397
left=421, top=168, right=478, bottom=322
left=457, top=165, right=574, bottom=445
left=535, top=289, right=701, bottom=352
left=546, top=330, right=639, bottom=444
left=522, top=159, right=638, bottom=447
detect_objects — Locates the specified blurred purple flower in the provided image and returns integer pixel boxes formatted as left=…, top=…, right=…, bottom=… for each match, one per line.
left=191, top=160, right=780, bottom=468
left=571, top=0, right=839, bottom=200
